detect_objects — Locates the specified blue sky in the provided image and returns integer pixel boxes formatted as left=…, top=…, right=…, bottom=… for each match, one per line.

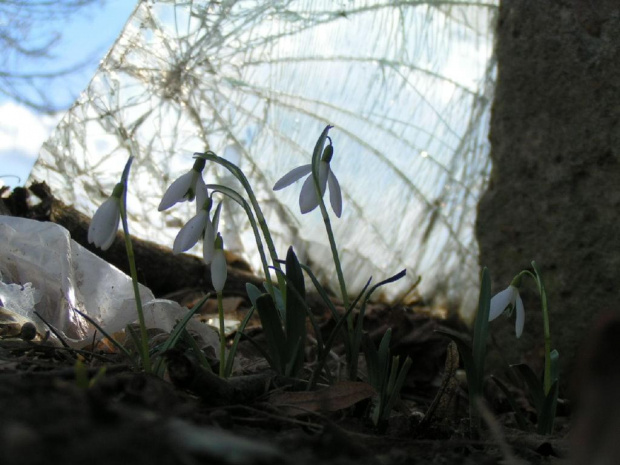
left=0, top=1, right=137, bottom=188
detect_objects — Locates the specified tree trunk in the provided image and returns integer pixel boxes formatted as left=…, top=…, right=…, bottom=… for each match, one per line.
left=476, top=0, right=620, bottom=376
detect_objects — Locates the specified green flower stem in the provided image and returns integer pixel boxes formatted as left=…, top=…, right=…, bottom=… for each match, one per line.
left=310, top=144, right=350, bottom=328
left=516, top=266, right=552, bottom=395
left=315, top=193, right=349, bottom=315
left=541, top=292, right=552, bottom=394
left=217, top=291, right=226, bottom=378
left=198, top=152, right=285, bottom=298
left=119, top=189, right=151, bottom=373
left=531, top=262, right=552, bottom=395
left=206, top=184, right=273, bottom=296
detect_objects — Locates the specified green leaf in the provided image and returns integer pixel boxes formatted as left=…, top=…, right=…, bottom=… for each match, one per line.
left=153, top=293, right=211, bottom=376
left=377, top=329, right=393, bottom=393
left=383, top=356, right=412, bottom=421
left=550, top=349, right=559, bottom=383
left=246, top=283, right=262, bottom=307
left=472, top=267, right=491, bottom=391
left=296, top=261, right=344, bottom=323
left=284, top=247, right=307, bottom=377
left=255, top=294, right=287, bottom=374
left=537, top=380, right=559, bottom=435
left=270, top=266, right=323, bottom=354
left=362, top=334, right=380, bottom=388
left=350, top=270, right=406, bottom=379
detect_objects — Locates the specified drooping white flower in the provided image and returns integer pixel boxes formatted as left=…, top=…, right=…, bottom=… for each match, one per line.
left=273, top=144, right=342, bottom=217
left=158, top=158, right=206, bottom=211
left=88, top=185, right=122, bottom=251
left=489, top=285, right=525, bottom=338
left=173, top=209, right=209, bottom=254
left=211, top=233, right=227, bottom=292
left=173, top=195, right=213, bottom=253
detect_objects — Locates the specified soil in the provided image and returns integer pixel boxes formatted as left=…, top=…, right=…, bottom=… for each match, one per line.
left=0, top=185, right=571, bottom=465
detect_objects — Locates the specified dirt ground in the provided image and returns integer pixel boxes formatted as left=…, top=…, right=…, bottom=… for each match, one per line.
left=0, top=185, right=572, bottom=465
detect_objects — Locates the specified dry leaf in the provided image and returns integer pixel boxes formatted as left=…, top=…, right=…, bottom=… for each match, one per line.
left=269, top=381, right=376, bottom=416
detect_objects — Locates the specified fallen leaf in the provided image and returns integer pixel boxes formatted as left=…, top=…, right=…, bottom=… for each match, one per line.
left=269, top=381, right=376, bottom=416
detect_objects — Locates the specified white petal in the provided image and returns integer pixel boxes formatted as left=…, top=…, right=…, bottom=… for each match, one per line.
left=173, top=210, right=208, bottom=254
left=203, top=220, right=215, bottom=265
left=273, top=164, right=312, bottom=191
left=88, top=197, right=120, bottom=250
left=299, top=162, right=328, bottom=214
left=211, top=249, right=228, bottom=292
left=195, top=176, right=208, bottom=214
left=489, top=286, right=514, bottom=321
left=158, top=171, right=193, bottom=211
left=327, top=167, right=342, bottom=218
left=514, top=292, right=525, bottom=338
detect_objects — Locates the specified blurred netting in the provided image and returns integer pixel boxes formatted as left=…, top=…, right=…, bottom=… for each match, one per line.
left=29, top=0, right=497, bottom=314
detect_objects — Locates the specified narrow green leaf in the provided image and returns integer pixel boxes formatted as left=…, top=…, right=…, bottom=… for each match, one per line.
left=153, top=293, right=211, bottom=375
left=550, top=349, right=559, bottom=383
left=472, top=267, right=491, bottom=391
left=296, top=261, right=345, bottom=323
left=377, top=329, right=393, bottom=392
left=537, top=380, right=559, bottom=435
left=350, top=270, right=407, bottom=379
left=255, top=294, right=286, bottom=374
left=383, top=356, right=412, bottom=420
left=307, top=300, right=360, bottom=390
left=270, top=266, right=323, bottom=353
left=284, top=247, right=307, bottom=376
left=246, top=283, right=262, bottom=307
left=362, top=334, right=380, bottom=388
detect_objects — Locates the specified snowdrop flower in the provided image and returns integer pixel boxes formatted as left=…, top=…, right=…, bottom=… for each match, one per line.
left=88, top=184, right=122, bottom=251
left=158, top=158, right=206, bottom=211
left=273, top=143, right=342, bottom=217
left=211, top=233, right=227, bottom=292
left=489, top=284, right=525, bottom=338
left=172, top=198, right=213, bottom=255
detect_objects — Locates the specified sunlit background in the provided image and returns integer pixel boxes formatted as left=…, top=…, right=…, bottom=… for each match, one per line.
left=2, top=1, right=498, bottom=316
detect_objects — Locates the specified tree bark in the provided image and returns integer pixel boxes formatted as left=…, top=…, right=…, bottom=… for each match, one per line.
left=477, top=0, right=620, bottom=375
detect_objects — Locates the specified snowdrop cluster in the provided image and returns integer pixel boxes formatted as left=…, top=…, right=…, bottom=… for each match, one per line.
left=158, top=159, right=227, bottom=292
left=88, top=157, right=227, bottom=293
